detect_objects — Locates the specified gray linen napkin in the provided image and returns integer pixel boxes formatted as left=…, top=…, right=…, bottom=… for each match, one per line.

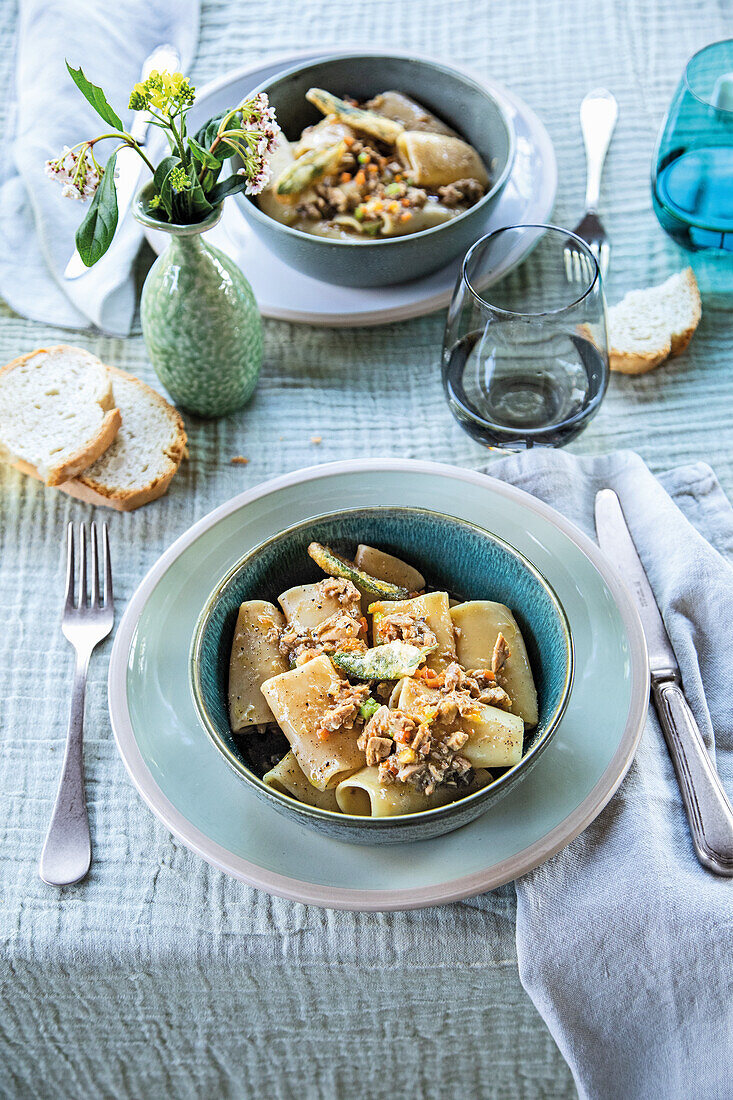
left=487, top=450, right=733, bottom=1100
left=0, top=0, right=200, bottom=335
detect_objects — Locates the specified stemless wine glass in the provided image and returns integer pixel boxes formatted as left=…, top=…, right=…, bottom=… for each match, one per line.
left=652, top=39, right=733, bottom=270
left=442, top=224, right=609, bottom=451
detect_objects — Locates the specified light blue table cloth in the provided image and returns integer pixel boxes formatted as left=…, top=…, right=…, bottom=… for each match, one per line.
left=1, top=1, right=732, bottom=1097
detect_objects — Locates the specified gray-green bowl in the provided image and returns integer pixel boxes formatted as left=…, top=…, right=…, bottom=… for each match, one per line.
left=190, top=507, right=573, bottom=845
left=236, top=53, right=516, bottom=287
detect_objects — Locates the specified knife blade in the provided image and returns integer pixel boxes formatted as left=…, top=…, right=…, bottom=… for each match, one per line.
left=63, top=43, right=181, bottom=280
left=595, top=488, right=678, bottom=678
left=595, top=488, right=733, bottom=876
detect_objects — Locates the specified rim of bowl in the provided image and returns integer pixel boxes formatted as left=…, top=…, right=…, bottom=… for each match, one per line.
left=462, top=224, right=601, bottom=318
left=238, top=51, right=517, bottom=249
left=190, top=505, right=575, bottom=830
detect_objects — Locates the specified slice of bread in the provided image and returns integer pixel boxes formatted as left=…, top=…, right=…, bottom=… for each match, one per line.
left=0, top=346, right=121, bottom=484
left=57, top=368, right=187, bottom=511
left=604, top=268, right=701, bottom=375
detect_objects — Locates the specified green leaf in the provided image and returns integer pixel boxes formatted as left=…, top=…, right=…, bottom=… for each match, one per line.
left=74, top=152, right=118, bottom=266
left=187, top=137, right=223, bottom=195
left=214, top=140, right=240, bottom=162
left=66, top=62, right=123, bottom=131
left=153, top=156, right=179, bottom=219
left=195, top=114, right=238, bottom=160
left=187, top=136, right=222, bottom=171
left=206, top=173, right=248, bottom=205
left=171, top=164, right=214, bottom=224
left=194, top=114, right=224, bottom=149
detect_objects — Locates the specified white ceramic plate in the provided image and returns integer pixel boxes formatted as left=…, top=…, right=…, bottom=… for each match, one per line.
left=142, top=51, right=557, bottom=325
left=108, top=461, right=648, bottom=911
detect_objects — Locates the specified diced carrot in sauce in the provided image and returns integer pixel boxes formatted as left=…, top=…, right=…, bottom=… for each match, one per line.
left=415, top=666, right=443, bottom=685
left=367, top=163, right=378, bottom=173
left=340, top=172, right=352, bottom=183
left=399, top=212, right=413, bottom=222
left=354, top=170, right=366, bottom=186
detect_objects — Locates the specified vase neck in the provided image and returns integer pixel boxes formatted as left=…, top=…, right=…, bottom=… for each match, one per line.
left=134, top=183, right=223, bottom=240
left=166, top=231, right=210, bottom=262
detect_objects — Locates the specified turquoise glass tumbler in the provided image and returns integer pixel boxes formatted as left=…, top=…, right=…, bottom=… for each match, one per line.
left=652, top=39, right=733, bottom=289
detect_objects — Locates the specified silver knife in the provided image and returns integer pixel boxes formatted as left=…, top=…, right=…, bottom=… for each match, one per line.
left=64, top=43, right=181, bottom=280
left=595, top=488, right=733, bottom=876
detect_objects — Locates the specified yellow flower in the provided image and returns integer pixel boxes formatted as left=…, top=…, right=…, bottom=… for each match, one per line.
left=128, top=69, right=195, bottom=113
left=146, top=70, right=167, bottom=110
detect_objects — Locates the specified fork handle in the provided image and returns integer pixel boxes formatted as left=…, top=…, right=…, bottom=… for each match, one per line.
left=580, top=89, right=618, bottom=212
left=39, top=650, right=92, bottom=886
left=652, top=677, right=733, bottom=877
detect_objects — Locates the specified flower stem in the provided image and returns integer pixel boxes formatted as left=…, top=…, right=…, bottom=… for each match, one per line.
left=167, top=113, right=189, bottom=166
left=88, top=132, right=156, bottom=174
left=129, top=142, right=156, bottom=175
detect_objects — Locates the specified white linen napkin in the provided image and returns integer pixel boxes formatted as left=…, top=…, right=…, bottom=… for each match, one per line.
left=0, top=0, right=200, bottom=335
left=488, top=449, right=733, bottom=1100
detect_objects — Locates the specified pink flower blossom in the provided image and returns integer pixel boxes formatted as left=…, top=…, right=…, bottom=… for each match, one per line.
left=44, top=145, right=102, bottom=201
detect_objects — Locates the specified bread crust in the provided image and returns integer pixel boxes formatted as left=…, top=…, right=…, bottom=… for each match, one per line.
left=0, top=345, right=121, bottom=484
left=57, top=367, right=187, bottom=510
left=604, top=267, right=702, bottom=375
left=48, top=407, right=122, bottom=484
left=610, top=346, right=671, bottom=375
left=56, top=467, right=180, bottom=511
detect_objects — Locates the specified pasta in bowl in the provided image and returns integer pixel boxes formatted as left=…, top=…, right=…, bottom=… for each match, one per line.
left=236, top=53, right=515, bottom=286
left=259, top=88, right=490, bottom=241
left=191, top=508, right=573, bottom=844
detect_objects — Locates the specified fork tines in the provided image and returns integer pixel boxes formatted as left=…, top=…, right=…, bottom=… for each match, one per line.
left=563, top=241, right=601, bottom=287
left=65, top=521, right=112, bottom=610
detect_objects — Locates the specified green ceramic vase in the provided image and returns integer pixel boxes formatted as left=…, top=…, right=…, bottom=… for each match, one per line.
left=134, top=182, right=263, bottom=418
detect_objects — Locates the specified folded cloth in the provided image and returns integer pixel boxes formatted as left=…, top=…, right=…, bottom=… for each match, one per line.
left=0, top=0, right=200, bottom=335
left=486, top=450, right=733, bottom=1100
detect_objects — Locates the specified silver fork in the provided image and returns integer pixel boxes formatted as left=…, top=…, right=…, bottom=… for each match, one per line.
left=39, top=522, right=114, bottom=886
left=564, top=89, right=618, bottom=284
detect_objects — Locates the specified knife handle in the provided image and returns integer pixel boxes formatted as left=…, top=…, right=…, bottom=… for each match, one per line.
left=652, top=677, right=733, bottom=876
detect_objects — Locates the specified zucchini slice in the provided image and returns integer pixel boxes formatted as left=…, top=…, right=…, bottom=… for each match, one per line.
left=307, top=542, right=411, bottom=600
left=305, top=88, right=405, bottom=144
left=332, top=641, right=432, bottom=680
left=274, top=140, right=348, bottom=200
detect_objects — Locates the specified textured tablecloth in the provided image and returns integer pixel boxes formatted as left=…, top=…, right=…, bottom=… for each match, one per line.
left=2, top=1, right=732, bottom=1097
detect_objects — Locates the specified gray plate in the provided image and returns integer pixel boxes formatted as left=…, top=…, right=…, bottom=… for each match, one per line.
left=142, top=51, right=557, bottom=325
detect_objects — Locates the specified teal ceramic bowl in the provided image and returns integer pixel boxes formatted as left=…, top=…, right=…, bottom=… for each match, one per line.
left=236, top=53, right=516, bottom=287
left=190, top=507, right=573, bottom=844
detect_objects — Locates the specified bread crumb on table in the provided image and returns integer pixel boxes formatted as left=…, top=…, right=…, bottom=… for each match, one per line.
left=310, top=436, right=322, bottom=444
left=230, top=456, right=249, bottom=465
